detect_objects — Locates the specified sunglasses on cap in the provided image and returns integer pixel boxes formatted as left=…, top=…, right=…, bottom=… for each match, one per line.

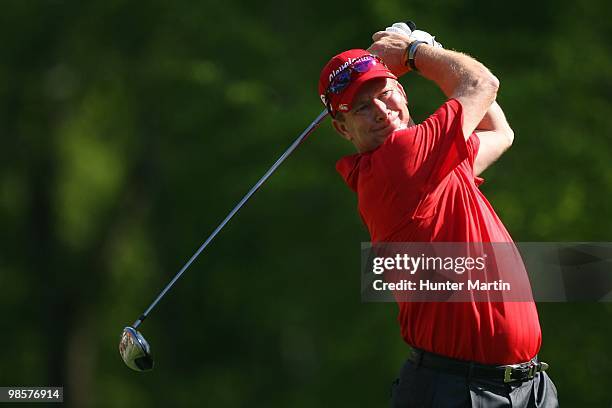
left=325, top=55, right=384, bottom=117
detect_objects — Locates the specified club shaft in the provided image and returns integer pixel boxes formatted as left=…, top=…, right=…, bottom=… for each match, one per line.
left=133, top=109, right=329, bottom=329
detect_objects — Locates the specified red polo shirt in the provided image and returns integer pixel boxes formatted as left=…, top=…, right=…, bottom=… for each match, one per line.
left=336, top=99, right=541, bottom=364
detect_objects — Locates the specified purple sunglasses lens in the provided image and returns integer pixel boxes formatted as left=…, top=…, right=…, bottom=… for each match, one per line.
left=352, top=57, right=376, bottom=73
left=329, top=70, right=352, bottom=93
left=328, top=57, right=378, bottom=95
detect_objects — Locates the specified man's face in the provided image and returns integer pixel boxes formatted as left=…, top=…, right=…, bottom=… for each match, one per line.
left=332, top=78, right=411, bottom=152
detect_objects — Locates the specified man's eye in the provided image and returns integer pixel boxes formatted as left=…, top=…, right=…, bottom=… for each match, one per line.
left=355, top=104, right=368, bottom=112
left=381, top=90, right=393, bottom=98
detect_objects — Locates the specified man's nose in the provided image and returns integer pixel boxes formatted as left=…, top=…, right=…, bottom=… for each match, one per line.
left=373, top=99, right=388, bottom=122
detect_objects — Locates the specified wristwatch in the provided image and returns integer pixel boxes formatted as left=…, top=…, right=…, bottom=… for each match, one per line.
left=406, top=40, right=426, bottom=71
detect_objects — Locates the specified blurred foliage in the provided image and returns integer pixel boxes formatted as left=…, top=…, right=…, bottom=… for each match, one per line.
left=0, top=0, right=611, bottom=406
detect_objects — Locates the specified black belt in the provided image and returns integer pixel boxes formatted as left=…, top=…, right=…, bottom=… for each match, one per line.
left=409, top=349, right=550, bottom=383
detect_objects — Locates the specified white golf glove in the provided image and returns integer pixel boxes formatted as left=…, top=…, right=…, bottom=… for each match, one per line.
left=384, top=22, right=413, bottom=36
left=385, top=22, right=443, bottom=48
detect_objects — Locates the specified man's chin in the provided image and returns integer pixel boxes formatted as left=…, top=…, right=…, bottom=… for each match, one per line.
left=373, top=131, right=393, bottom=147
left=375, top=121, right=406, bottom=135
left=377, top=125, right=402, bottom=138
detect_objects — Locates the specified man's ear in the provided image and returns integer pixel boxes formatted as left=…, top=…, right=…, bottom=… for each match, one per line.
left=332, top=118, right=352, bottom=141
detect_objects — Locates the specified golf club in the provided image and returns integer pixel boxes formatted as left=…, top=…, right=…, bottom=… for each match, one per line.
left=120, top=108, right=329, bottom=371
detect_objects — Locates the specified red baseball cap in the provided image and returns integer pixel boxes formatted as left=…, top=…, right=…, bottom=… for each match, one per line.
left=319, top=49, right=397, bottom=117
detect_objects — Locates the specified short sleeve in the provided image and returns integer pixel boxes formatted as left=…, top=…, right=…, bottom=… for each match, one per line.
left=466, top=132, right=480, bottom=166
left=466, top=132, right=485, bottom=186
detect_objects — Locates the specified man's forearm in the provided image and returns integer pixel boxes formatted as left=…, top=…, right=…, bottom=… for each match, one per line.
left=413, top=45, right=499, bottom=139
left=369, top=32, right=498, bottom=100
left=476, top=101, right=512, bottom=133
left=413, top=46, right=497, bottom=101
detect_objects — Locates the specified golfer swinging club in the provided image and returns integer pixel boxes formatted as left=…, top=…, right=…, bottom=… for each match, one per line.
left=319, top=23, right=559, bottom=406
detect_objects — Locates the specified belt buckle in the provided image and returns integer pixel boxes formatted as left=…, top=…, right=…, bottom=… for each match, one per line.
left=504, top=362, right=537, bottom=383
left=503, top=366, right=515, bottom=383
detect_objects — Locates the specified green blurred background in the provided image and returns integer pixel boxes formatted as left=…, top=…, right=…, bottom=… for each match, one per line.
left=1, top=0, right=610, bottom=406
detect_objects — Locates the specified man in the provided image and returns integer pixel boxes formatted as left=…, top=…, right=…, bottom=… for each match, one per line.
left=318, top=23, right=558, bottom=407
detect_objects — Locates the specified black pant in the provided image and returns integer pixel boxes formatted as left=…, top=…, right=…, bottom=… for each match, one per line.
left=390, top=358, right=559, bottom=407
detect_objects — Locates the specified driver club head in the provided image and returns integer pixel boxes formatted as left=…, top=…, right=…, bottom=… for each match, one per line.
left=119, top=326, right=154, bottom=372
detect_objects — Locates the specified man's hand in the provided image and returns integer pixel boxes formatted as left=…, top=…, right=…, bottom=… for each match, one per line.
left=368, top=23, right=443, bottom=77
left=384, top=22, right=413, bottom=36
left=410, top=30, right=443, bottom=48
left=384, top=22, right=442, bottom=48
left=368, top=31, right=412, bottom=77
